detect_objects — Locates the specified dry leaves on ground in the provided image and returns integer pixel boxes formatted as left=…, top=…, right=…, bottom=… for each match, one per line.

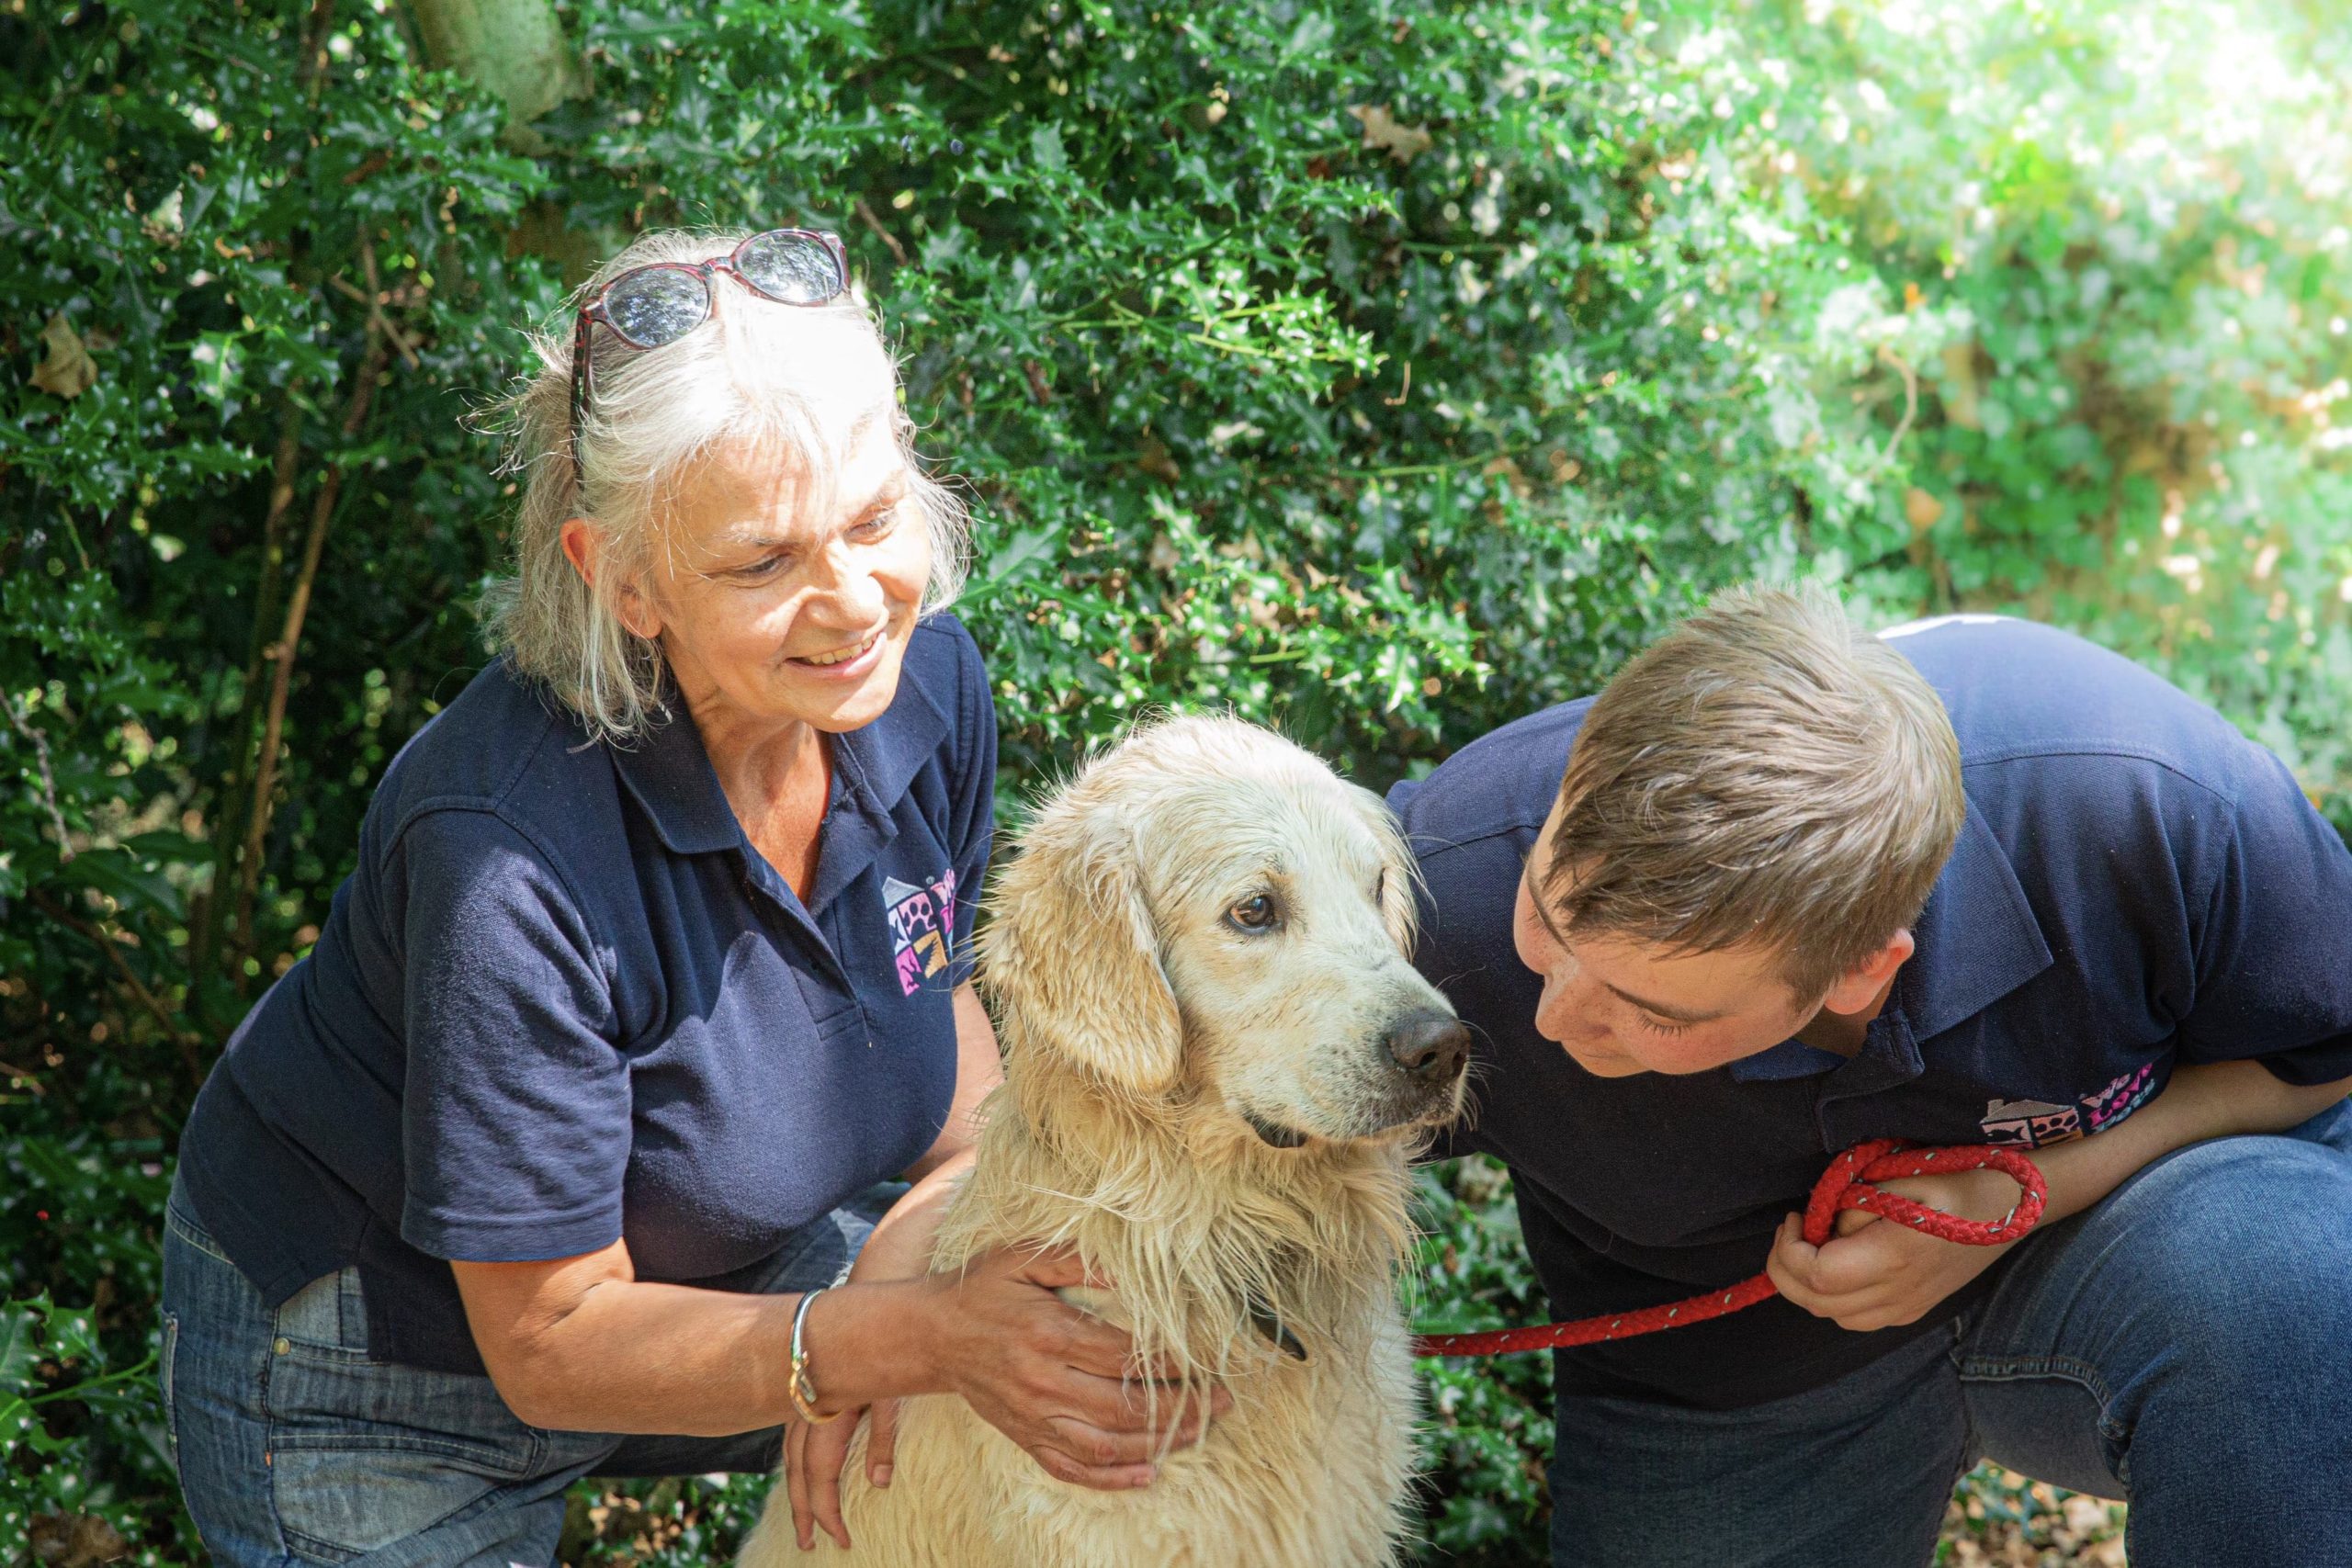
left=1940, top=1466, right=2127, bottom=1566
left=1348, top=103, right=1433, bottom=164
left=30, top=314, right=97, bottom=400
left=27, top=1512, right=130, bottom=1567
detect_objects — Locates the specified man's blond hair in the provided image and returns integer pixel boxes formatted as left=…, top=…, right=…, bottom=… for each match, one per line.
left=1542, top=583, right=1965, bottom=1002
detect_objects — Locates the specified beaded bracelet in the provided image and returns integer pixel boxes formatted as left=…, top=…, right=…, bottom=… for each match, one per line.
left=788, top=1285, right=842, bottom=1425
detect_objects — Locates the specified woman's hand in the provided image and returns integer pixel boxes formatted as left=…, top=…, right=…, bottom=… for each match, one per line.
left=931, top=1244, right=1226, bottom=1490
left=785, top=1199, right=1229, bottom=1549
left=785, top=1172, right=955, bottom=1552
left=790, top=1241, right=1227, bottom=1549
left=1764, top=1168, right=2023, bottom=1332
left=786, top=1399, right=898, bottom=1552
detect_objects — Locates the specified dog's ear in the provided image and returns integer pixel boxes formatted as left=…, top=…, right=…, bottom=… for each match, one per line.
left=982, top=800, right=1184, bottom=1096
left=1351, top=784, right=1422, bottom=956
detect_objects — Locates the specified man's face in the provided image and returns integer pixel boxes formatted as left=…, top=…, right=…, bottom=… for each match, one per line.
left=1511, top=798, right=1824, bottom=1077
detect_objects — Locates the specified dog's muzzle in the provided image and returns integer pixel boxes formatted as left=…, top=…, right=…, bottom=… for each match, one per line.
left=1385, top=1009, right=1470, bottom=1083
left=1242, top=1009, right=1471, bottom=1147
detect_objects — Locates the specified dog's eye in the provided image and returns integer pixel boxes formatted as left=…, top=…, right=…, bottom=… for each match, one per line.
left=1227, top=894, right=1281, bottom=932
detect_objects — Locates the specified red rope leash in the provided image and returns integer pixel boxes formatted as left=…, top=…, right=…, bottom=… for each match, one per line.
left=1412, top=1139, right=2048, bottom=1358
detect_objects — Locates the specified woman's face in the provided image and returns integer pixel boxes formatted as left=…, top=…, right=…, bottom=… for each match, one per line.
left=633, top=408, right=933, bottom=739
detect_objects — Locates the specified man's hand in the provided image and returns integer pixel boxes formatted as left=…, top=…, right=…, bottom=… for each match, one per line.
left=1764, top=1168, right=2024, bottom=1332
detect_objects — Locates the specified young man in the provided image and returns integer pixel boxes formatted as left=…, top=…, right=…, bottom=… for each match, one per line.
left=1392, top=585, right=2352, bottom=1568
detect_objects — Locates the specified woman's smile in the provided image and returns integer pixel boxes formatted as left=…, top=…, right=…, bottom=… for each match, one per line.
left=789, top=626, right=886, bottom=676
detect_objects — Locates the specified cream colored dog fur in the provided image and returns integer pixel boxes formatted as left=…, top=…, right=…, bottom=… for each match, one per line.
left=739, top=716, right=1469, bottom=1568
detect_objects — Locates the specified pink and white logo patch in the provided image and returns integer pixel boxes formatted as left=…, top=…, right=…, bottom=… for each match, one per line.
left=1979, top=1098, right=2082, bottom=1149
left=882, top=867, right=957, bottom=996
left=1977, top=1063, right=2164, bottom=1148
left=2081, top=1062, right=2158, bottom=1133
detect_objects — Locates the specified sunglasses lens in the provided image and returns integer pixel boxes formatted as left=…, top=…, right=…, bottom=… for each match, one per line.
left=737, top=231, right=844, bottom=304
left=603, top=268, right=710, bottom=347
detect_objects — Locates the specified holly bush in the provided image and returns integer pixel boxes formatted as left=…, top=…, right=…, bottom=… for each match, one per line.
left=3, top=0, right=2344, bottom=1561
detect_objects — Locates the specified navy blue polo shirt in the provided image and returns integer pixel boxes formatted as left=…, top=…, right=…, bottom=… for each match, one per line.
left=1392, top=615, right=2352, bottom=1410
left=178, top=615, right=994, bottom=1375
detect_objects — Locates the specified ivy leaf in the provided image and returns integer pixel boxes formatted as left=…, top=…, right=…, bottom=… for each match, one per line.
left=964, top=524, right=1064, bottom=606
left=0, top=1299, right=42, bottom=1395
left=189, top=332, right=245, bottom=409
left=58, top=847, right=186, bottom=921
left=43, top=1305, right=100, bottom=1370
left=1028, top=122, right=1068, bottom=175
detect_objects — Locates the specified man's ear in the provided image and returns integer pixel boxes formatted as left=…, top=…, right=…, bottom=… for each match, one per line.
left=560, top=517, right=662, bottom=640
left=980, top=801, right=1183, bottom=1097
left=1819, top=929, right=1916, bottom=1016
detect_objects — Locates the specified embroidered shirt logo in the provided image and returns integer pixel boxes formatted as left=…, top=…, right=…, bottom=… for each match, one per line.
left=1979, top=1098, right=2081, bottom=1148
left=1978, top=1063, right=2162, bottom=1148
left=882, top=868, right=957, bottom=996
left=2081, top=1062, right=2158, bottom=1132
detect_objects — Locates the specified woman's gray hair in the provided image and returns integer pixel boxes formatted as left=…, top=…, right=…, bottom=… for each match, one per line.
left=479, top=227, right=968, bottom=745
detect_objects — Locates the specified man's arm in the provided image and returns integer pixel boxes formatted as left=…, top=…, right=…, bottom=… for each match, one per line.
left=1778, top=735, right=2352, bottom=1331
left=1770, top=1060, right=2352, bottom=1331
left=2024, top=1059, right=2351, bottom=1217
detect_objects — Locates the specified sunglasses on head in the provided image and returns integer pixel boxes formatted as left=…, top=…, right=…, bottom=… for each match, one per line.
left=568, top=227, right=851, bottom=487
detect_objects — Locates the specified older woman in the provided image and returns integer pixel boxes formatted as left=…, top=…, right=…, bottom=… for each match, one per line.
left=161, top=227, right=1205, bottom=1566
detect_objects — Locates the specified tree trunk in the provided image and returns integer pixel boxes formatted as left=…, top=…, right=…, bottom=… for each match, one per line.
left=405, top=0, right=589, bottom=151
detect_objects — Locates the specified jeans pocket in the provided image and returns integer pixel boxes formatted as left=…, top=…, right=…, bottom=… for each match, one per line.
left=266, top=1345, right=546, bottom=1561
left=270, top=1444, right=526, bottom=1563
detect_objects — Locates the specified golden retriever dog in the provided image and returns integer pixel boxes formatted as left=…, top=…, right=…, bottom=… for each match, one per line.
left=739, top=715, right=1470, bottom=1568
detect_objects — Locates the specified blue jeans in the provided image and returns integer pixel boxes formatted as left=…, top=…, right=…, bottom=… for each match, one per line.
left=160, top=1179, right=898, bottom=1567
left=1547, top=1100, right=2352, bottom=1567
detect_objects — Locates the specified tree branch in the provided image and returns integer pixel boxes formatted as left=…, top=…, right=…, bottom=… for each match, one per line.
left=229, top=314, right=391, bottom=985
left=191, top=381, right=307, bottom=985
left=1, top=690, right=73, bottom=863
left=295, top=0, right=340, bottom=103
left=853, top=196, right=910, bottom=268
left=333, top=243, right=422, bottom=368
left=1873, top=344, right=1919, bottom=471
left=33, top=894, right=203, bottom=1086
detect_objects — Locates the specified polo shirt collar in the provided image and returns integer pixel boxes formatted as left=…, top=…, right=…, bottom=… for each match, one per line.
left=610, top=700, right=741, bottom=857
left=608, top=665, right=953, bottom=884
left=826, top=663, right=953, bottom=829
left=1902, top=796, right=2053, bottom=1040
left=1728, top=796, right=2052, bottom=1083
left=807, top=671, right=951, bottom=914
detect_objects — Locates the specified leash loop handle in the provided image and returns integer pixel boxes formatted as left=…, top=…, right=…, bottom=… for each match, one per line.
left=1413, top=1139, right=2048, bottom=1359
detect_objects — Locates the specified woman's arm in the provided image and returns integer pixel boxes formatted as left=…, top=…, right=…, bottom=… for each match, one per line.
left=870, top=983, right=999, bottom=1273
left=452, top=1239, right=937, bottom=1436
left=453, top=1235, right=1207, bottom=1470
left=452, top=972, right=1212, bottom=1483
left=902, top=983, right=1001, bottom=1182
left=1769, top=1059, right=2352, bottom=1330
left=454, top=978, right=1000, bottom=1435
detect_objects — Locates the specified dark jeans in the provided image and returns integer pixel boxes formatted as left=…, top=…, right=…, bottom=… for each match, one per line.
left=160, top=1179, right=898, bottom=1567
left=1548, top=1100, right=2352, bottom=1567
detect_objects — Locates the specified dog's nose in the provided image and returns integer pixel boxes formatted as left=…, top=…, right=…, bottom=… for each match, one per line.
left=1386, top=1010, right=1470, bottom=1080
